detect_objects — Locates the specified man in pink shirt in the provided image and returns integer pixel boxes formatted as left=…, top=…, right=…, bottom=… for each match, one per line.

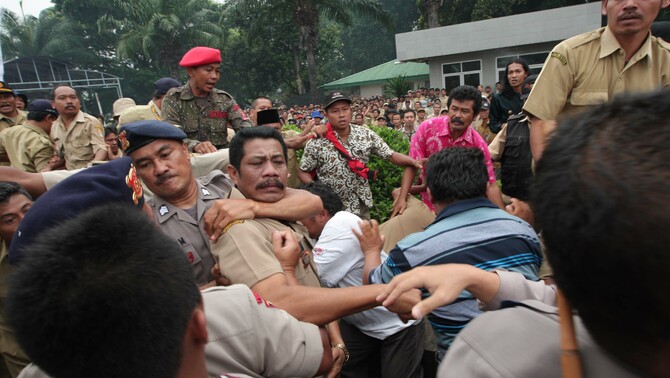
left=392, top=85, right=504, bottom=216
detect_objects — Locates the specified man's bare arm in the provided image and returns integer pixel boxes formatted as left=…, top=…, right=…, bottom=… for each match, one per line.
left=250, top=273, right=399, bottom=325
left=205, top=189, right=323, bottom=241
left=0, top=167, right=47, bottom=198
left=391, top=167, right=417, bottom=218
left=487, top=183, right=505, bottom=209
left=529, top=116, right=557, bottom=162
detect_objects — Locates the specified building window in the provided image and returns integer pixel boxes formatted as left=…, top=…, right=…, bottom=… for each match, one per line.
left=496, top=52, right=549, bottom=83
left=442, top=60, right=482, bottom=92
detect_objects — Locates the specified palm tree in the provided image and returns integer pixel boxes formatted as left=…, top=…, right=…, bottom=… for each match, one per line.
left=1, top=8, right=95, bottom=64
left=98, top=0, right=226, bottom=78
left=229, top=0, right=393, bottom=102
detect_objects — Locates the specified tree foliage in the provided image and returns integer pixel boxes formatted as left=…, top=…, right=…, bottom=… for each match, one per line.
left=383, top=75, right=414, bottom=99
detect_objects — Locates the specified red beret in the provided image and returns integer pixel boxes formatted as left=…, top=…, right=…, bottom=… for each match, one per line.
left=179, top=46, right=222, bottom=67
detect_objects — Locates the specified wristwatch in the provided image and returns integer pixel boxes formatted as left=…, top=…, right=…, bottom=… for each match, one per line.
left=332, top=343, right=350, bottom=362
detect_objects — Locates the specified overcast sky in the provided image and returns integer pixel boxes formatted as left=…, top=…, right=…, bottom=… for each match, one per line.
left=2, top=0, right=54, bottom=17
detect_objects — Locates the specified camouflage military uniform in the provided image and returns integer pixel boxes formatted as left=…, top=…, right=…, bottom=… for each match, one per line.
left=161, top=83, right=251, bottom=149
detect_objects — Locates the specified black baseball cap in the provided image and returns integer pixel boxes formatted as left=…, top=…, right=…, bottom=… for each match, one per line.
left=323, top=92, right=351, bottom=110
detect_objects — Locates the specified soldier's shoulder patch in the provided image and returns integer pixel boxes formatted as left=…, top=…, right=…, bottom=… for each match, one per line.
left=551, top=52, right=568, bottom=65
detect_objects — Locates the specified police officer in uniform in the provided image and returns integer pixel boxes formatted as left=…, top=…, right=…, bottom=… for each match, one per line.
left=162, top=46, right=252, bottom=153
left=0, top=83, right=27, bottom=133
left=525, top=0, right=670, bottom=161
left=117, top=121, right=323, bottom=287
left=0, top=100, right=58, bottom=173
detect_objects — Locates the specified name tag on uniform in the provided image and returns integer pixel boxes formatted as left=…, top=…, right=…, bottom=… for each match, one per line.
left=209, top=111, right=227, bottom=119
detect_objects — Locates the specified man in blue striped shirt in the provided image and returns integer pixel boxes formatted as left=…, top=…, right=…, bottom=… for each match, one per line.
left=360, top=147, right=542, bottom=362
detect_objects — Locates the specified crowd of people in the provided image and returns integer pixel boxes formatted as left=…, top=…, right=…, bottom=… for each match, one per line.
left=0, top=1, right=668, bottom=377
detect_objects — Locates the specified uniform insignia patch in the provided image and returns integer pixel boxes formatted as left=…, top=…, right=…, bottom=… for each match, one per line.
left=186, top=251, right=195, bottom=263
left=222, top=219, right=244, bottom=234
left=551, top=52, right=567, bottom=65
left=118, top=130, right=130, bottom=151
left=125, top=164, right=143, bottom=205
left=301, top=250, right=311, bottom=268
left=159, top=205, right=169, bottom=216
left=201, top=187, right=211, bottom=196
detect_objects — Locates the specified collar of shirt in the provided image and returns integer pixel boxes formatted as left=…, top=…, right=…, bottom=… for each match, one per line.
left=600, top=26, right=652, bottom=64
left=152, top=179, right=226, bottom=224
left=433, top=116, right=475, bottom=144
left=55, top=111, right=85, bottom=127
left=432, top=197, right=498, bottom=224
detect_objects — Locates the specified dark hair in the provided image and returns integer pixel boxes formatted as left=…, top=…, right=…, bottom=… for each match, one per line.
left=426, top=147, right=488, bottom=205
left=7, top=204, right=200, bottom=378
left=251, top=96, right=271, bottom=110
left=229, top=126, right=288, bottom=172
left=532, top=90, right=670, bottom=374
left=390, top=112, right=401, bottom=120
left=16, top=94, right=28, bottom=104
left=501, top=58, right=529, bottom=98
left=50, top=84, right=78, bottom=100
left=447, top=85, right=483, bottom=115
left=299, top=182, right=343, bottom=217
left=104, top=127, right=118, bottom=137
left=0, top=182, right=32, bottom=203
left=402, top=109, right=416, bottom=118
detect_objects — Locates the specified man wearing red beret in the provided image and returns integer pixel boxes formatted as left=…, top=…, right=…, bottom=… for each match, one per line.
left=162, top=46, right=252, bottom=153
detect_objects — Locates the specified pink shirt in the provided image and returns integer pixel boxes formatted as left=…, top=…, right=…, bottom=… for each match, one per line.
left=410, top=116, right=496, bottom=211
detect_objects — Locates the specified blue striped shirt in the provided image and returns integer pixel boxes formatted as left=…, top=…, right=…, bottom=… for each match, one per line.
left=369, top=197, right=541, bottom=355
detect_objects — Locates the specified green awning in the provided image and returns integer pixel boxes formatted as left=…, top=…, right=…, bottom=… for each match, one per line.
left=321, top=60, right=429, bottom=90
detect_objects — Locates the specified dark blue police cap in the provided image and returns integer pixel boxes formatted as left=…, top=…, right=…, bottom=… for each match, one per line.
left=9, top=157, right=145, bottom=265
left=119, top=120, right=186, bottom=155
left=155, top=77, right=180, bottom=96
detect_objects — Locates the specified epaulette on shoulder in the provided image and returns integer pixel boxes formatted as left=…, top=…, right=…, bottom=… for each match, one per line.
left=655, top=36, right=670, bottom=52
left=561, top=28, right=603, bottom=50
left=214, top=88, right=233, bottom=97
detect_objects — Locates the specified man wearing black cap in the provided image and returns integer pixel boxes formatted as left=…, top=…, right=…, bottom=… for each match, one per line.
left=298, top=92, right=420, bottom=219
left=162, top=46, right=252, bottom=153
left=118, top=120, right=323, bottom=287
left=0, top=100, right=59, bottom=173
left=149, top=77, right=180, bottom=117
left=0, top=82, right=26, bottom=133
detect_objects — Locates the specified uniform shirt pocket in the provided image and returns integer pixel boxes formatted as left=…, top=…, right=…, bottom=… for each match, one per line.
left=569, top=91, right=608, bottom=106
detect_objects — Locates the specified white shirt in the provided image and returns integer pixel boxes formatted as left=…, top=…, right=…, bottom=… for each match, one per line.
left=312, top=211, right=413, bottom=339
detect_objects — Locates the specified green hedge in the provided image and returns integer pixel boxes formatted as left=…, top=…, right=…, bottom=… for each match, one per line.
left=368, top=126, right=409, bottom=222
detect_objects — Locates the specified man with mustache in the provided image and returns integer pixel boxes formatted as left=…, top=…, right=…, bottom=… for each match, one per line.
left=0, top=82, right=26, bottom=133
left=50, top=85, right=107, bottom=170
left=118, top=120, right=324, bottom=288
left=392, top=85, right=504, bottom=217
left=162, top=46, right=252, bottom=153
left=525, top=0, right=670, bottom=161
left=211, top=127, right=422, bottom=375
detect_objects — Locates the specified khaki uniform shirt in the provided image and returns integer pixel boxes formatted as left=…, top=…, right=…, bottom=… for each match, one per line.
left=472, top=118, right=495, bottom=145
left=0, top=110, right=27, bottom=133
left=204, top=285, right=323, bottom=378
left=51, top=111, right=106, bottom=170
left=281, top=129, right=302, bottom=189
left=0, top=124, right=54, bottom=172
left=162, top=83, right=252, bottom=149
left=213, top=191, right=321, bottom=289
left=150, top=170, right=234, bottom=286
left=0, top=241, right=31, bottom=375
left=147, top=99, right=162, bottom=118
left=524, top=27, right=670, bottom=122
left=379, top=195, right=435, bottom=253
left=440, top=299, right=638, bottom=378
